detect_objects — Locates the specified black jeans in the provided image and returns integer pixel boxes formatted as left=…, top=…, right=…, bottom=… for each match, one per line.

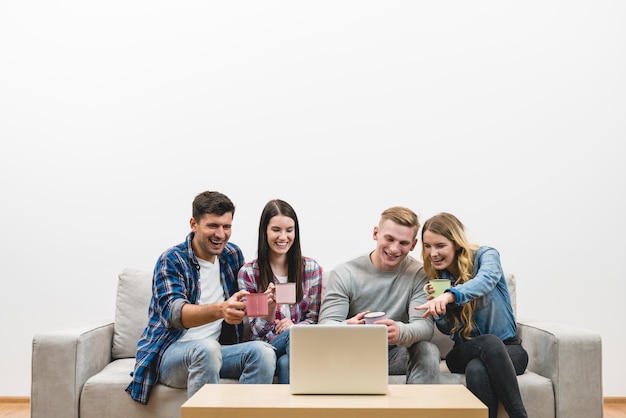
left=445, top=334, right=529, bottom=418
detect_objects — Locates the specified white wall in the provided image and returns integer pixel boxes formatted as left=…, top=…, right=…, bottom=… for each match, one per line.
left=1, top=1, right=624, bottom=398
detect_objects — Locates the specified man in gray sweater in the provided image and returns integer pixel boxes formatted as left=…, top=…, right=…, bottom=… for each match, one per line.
left=318, top=206, right=440, bottom=384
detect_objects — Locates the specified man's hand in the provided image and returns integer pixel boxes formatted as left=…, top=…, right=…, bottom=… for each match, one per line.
left=347, top=312, right=399, bottom=343
left=380, top=319, right=400, bottom=344
left=222, top=290, right=247, bottom=324
left=346, top=310, right=370, bottom=324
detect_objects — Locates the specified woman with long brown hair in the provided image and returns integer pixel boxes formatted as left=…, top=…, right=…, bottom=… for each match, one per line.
left=237, top=199, right=323, bottom=384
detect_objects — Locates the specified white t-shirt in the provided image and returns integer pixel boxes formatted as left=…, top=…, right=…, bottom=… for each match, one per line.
left=179, top=257, right=225, bottom=342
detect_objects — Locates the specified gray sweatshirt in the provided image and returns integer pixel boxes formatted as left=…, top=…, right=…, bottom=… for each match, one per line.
left=318, top=253, right=434, bottom=347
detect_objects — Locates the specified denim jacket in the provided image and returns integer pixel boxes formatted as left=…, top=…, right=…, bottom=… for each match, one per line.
left=434, top=246, right=517, bottom=345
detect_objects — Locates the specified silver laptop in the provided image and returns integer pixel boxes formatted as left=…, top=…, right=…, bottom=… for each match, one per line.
left=289, top=324, right=389, bottom=395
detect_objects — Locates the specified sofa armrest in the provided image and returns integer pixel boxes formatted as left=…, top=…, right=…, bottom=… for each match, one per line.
left=516, top=319, right=603, bottom=418
left=31, top=320, right=114, bottom=418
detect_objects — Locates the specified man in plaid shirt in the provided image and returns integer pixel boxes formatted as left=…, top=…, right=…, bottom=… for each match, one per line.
left=127, top=191, right=276, bottom=405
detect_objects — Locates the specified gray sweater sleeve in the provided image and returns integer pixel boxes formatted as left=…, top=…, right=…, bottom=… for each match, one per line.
left=318, top=268, right=351, bottom=324
left=396, top=266, right=435, bottom=346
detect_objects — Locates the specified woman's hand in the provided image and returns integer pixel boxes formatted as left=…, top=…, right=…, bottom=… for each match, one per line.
left=424, top=283, right=435, bottom=300
left=264, top=282, right=276, bottom=304
left=262, top=283, right=277, bottom=321
left=274, top=317, right=294, bottom=334
left=415, top=292, right=455, bottom=318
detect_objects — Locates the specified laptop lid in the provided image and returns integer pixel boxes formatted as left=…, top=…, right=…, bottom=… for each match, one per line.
left=289, top=324, right=389, bottom=395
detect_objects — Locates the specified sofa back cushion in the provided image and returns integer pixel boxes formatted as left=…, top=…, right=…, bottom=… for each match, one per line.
left=112, top=268, right=152, bottom=359
left=112, top=268, right=516, bottom=360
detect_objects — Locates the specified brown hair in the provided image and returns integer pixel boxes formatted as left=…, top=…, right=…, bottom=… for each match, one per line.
left=192, top=191, right=235, bottom=221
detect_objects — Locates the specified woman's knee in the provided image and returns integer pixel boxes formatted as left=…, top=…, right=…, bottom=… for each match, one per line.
left=476, top=334, right=502, bottom=346
left=475, top=334, right=508, bottom=356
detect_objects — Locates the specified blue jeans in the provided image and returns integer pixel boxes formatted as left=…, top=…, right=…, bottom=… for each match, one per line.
left=269, top=329, right=290, bottom=384
left=388, top=340, right=440, bottom=384
left=445, top=334, right=528, bottom=418
left=158, top=338, right=276, bottom=398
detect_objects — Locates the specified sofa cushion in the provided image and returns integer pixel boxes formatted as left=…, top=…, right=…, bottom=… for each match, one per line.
left=81, top=358, right=240, bottom=418
left=81, top=359, right=187, bottom=418
left=112, top=268, right=152, bottom=359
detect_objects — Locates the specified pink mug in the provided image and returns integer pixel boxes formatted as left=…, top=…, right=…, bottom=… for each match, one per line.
left=275, top=282, right=296, bottom=304
left=245, top=293, right=269, bottom=317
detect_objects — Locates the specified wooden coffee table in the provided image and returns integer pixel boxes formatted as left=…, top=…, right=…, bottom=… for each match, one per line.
left=181, top=384, right=487, bottom=418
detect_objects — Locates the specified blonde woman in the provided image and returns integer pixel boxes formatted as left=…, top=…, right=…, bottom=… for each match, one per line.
left=416, top=212, right=528, bottom=418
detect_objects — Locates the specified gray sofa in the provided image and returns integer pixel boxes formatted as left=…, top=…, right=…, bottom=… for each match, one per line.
left=31, top=268, right=603, bottom=418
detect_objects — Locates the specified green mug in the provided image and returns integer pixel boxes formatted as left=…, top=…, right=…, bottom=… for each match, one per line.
left=423, top=279, right=451, bottom=297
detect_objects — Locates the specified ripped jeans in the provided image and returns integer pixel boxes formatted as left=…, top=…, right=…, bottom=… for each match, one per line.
left=159, top=338, right=276, bottom=398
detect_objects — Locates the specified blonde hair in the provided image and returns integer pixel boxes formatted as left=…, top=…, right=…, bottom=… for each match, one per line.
left=380, top=206, right=420, bottom=239
left=421, top=212, right=479, bottom=340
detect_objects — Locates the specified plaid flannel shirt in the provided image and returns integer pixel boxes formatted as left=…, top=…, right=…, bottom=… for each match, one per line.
left=126, top=232, right=244, bottom=404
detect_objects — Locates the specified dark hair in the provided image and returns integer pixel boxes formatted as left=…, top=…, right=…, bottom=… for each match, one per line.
left=192, top=191, right=235, bottom=221
left=257, top=199, right=304, bottom=302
